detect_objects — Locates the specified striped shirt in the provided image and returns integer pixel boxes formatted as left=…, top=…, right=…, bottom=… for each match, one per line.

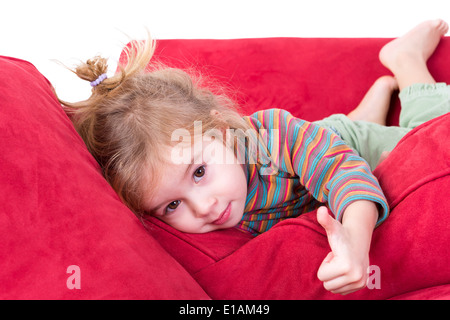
left=235, top=109, right=389, bottom=235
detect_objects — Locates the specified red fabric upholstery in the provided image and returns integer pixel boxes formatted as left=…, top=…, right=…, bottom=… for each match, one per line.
left=131, top=37, right=450, bottom=299
left=0, top=56, right=208, bottom=299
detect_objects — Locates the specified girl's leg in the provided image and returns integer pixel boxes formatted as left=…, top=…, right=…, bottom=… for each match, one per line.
left=317, top=20, right=450, bottom=169
left=315, top=114, right=408, bottom=170
left=380, top=19, right=450, bottom=129
left=317, top=76, right=400, bottom=170
left=379, top=19, right=449, bottom=91
left=347, top=76, right=398, bottom=125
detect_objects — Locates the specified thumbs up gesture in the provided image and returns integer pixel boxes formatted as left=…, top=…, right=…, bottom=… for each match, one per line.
left=316, top=201, right=378, bottom=295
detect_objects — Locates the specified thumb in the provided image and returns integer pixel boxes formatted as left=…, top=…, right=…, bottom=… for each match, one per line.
left=317, top=206, right=342, bottom=254
left=317, top=206, right=338, bottom=236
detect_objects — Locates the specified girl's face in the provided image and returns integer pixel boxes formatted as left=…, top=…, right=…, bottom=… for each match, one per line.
left=142, top=135, right=248, bottom=233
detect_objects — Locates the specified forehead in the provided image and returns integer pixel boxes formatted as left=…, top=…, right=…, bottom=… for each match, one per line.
left=140, top=155, right=185, bottom=211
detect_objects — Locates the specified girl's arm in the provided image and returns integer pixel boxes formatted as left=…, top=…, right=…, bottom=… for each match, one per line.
left=316, top=200, right=378, bottom=295
left=246, top=109, right=388, bottom=294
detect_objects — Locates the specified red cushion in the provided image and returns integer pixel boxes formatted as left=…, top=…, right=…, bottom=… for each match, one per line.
left=0, top=56, right=209, bottom=299
left=131, top=37, right=450, bottom=299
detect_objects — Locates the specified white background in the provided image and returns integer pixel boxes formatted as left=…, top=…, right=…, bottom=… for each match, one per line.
left=1, top=0, right=450, bottom=102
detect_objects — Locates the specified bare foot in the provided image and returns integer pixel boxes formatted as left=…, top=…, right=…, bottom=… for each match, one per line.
left=379, top=19, right=449, bottom=89
left=347, top=76, right=398, bottom=125
left=379, top=19, right=449, bottom=68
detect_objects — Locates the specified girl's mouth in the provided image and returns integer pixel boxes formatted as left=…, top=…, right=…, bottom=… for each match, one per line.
left=212, top=203, right=231, bottom=225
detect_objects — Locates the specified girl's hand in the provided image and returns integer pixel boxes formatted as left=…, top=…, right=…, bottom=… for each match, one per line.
left=316, top=203, right=377, bottom=295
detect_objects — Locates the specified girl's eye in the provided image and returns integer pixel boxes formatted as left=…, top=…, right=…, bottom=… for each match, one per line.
left=193, top=165, right=206, bottom=182
left=165, top=200, right=180, bottom=214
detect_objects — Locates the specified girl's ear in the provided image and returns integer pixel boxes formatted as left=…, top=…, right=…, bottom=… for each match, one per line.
left=210, top=109, right=221, bottom=117
left=210, top=109, right=230, bottom=139
left=210, top=109, right=229, bottom=129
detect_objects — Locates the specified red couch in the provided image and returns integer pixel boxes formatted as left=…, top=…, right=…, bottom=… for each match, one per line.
left=1, top=36, right=449, bottom=300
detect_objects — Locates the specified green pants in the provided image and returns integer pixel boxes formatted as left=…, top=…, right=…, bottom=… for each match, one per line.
left=315, top=83, right=450, bottom=170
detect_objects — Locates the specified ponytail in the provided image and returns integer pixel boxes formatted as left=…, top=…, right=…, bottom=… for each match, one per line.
left=61, top=34, right=155, bottom=101
left=57, top=35, right=156, bottom=156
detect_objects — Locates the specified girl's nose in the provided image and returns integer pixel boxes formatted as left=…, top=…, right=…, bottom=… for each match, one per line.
left=192, top=195, right=217, bottom=218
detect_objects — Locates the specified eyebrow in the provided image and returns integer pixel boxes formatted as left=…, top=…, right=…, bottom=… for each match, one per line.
left=183, top=162, right=195, bottom=179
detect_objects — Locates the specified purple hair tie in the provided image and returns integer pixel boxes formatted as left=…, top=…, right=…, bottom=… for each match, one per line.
left=90, top=73, right=108, bottom=87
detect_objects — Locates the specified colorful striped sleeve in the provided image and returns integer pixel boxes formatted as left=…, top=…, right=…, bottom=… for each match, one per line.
left=248, top=109, right=389, bottom=225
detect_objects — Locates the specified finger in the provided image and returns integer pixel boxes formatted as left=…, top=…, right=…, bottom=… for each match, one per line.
left=323, top=251, right=334, bottom=263
left=317, top=206, right=342, bottom=253
left=333, top=287, right=362, bottom=295
left=323, top=269, right=368, bottom=294
left=323, top=276, right=367, bottom=295
left=317, top=206, right=337, bottom=236
left=317, top=254, right=346, bottom=282
left=329, top=280, right=367, bottom=295
left=317, top=252, right=333, bottom=281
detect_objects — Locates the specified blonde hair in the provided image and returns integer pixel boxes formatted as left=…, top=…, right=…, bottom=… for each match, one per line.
left=58, top=37, right=249, bottom=217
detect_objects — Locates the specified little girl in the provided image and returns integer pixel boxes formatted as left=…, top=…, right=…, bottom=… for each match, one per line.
left=58, top=20, right=449, bottom=295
